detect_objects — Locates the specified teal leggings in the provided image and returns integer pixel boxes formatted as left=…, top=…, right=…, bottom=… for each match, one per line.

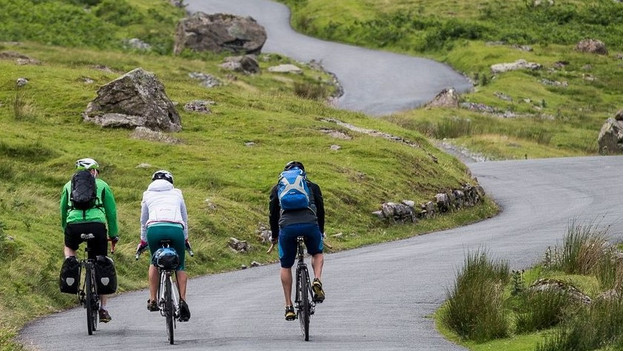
left=146, top=223, right=186, bottom=270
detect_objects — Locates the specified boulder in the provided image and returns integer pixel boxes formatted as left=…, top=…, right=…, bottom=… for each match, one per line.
left=490, top=59, right=541, bottom=73
left=575, top=39, right=608, bottom=55
left=427, top=88, right=460, bottom=108
left=82, top=68, right=181, bottom=132
left=174, top=12, right=267, bottom=55
left=598, top=112, right=623, bottom=154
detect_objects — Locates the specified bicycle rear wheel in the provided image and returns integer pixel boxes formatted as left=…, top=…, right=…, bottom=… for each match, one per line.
left=297, top=266, right=310, bottom=341
left=85, top=267, right=98, bottom=335
left=165, top=277, right=175, bottom=344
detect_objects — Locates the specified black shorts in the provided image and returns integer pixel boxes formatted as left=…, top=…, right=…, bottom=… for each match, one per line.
left=64, top=222, right=108, bottom=259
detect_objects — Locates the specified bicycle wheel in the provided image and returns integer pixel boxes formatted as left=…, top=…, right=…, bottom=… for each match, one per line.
left=85, top=266, right=97, bottom=335
left=164, top=276, right=175, bottom=344
left=297, top=266, right=310, bottom=341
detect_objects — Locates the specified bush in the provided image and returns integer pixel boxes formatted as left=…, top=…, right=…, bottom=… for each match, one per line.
left=442, top=249, right=510, bottom=342
left=548, top=220, right=611, bottom=275
left=293, top=81, right=329, bottom=100
left=515, top=288, right=571, bottom=333
left=536, top=296, right=623, bottom=351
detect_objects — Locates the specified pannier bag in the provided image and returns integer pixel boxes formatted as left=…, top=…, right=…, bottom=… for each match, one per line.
left=59, top=256, right=80, bottom=294
left=95, top=255, right=117, bottom=294
left=152, top=247, right=180, bottom=270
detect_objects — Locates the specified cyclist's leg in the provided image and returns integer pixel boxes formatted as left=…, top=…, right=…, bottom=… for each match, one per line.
left=302, top=223, right=324, bottom=280
left=302, top=223, right=325, bottom=301
left=278, top=225, right=299, bottom=307
left=146, top=224, right=185, bottom=301
left=63, top=223, right=82, bottom=257
left=146, top=226, right=167, bottom=303
left=87, top=223, right=110, bottom=310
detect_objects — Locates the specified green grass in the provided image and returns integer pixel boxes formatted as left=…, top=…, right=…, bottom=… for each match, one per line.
left=437, top=221, right=623, bottom=350
left=0, top=1, right=502, bottom=349
left=277, top=0, right=623, bottom=160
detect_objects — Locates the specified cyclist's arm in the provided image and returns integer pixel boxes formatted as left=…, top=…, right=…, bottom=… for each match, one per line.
left=140, top=195, right=149, bottom=242
left=311, top=182, right=325, bottom=234
left=268, top=185, right=280, bottom=240
left=60, top=183, right=70, bottom=229
left=179, top=192, right=189, bottom=240
left=100, top=182, right=119, bottom=238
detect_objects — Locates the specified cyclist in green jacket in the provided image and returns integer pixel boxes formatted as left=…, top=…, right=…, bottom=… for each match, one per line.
left=60, top=158, right=119, bottom=323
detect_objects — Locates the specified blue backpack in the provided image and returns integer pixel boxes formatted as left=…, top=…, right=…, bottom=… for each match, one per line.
left=277, top=167, right=312, bottom=211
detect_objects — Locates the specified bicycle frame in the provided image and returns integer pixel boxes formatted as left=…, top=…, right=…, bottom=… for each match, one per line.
left=294, top=236, right=315, bottom=341
left=157, top=265, right=180, bottom=345
left=77, top=233, right=99, bottom=336
left=136, top=239, right=185, bottom=345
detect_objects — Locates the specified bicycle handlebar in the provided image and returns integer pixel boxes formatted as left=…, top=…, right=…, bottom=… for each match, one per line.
left=266, top=242, right=275, bottom=254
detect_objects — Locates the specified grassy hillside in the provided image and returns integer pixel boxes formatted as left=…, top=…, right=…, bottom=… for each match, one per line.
left=0, top=1, right=497, bottom=349
left=278, top=0, right=623, bottom=160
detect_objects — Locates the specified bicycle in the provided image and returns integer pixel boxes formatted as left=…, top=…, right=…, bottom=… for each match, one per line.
left=268, top=236, right=316, bottom=341
left=77, top=233, right=99, bottom=335
left=77, top=233, right=116, bottom=335
left=136, top=239, right=193, bottom=345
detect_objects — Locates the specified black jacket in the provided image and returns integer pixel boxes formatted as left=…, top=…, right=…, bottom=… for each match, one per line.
left=269, top=179, right=325, bottom=240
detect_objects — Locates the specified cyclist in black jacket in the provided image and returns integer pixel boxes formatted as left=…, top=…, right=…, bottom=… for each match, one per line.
left=269, top=161, right=326, bottom=321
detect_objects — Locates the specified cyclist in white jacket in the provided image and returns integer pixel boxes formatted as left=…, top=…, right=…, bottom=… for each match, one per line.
left=137, top=170, right=191, bottom=321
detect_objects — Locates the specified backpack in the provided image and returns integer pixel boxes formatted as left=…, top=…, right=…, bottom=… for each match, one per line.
left=94, top=255, right=117, bottom=294
left=277, top=168, right=312, bottom=211
left=59, top=256, right=80, bottom=294
left=70, top=170, right=98, bottom=212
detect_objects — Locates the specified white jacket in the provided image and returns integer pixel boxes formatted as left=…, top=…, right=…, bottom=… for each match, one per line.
left=140, top=179, right=189, bottom=241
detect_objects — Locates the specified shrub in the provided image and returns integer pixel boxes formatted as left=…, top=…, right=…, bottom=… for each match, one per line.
left=293, top=81, right=329, bottom=100
left=515, top=288, right=571, bottom=333
left=536, top=296, right=623, bottom=351
left=548, top=219, right=611, bottom=275
left=442, top=249, right=510, bottom=342
left=435, top=117, right=472, bottom=139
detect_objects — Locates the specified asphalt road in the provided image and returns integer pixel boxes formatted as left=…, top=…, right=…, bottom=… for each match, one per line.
left=181, top=0, right=473, bottom=116
left=19, top=157, right=622, bottom=350
left=18, top=1, right=623, bottom=350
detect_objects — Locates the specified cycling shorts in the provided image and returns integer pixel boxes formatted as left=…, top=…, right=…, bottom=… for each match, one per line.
left=146, top=223, right=186, bottom=271
left=278, top=222, right=323, bottom=268
left=64, top=222, right=108, bottom=259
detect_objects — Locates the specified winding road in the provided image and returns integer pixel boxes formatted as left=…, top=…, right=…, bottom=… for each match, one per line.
left=19, top=1, right=623, bottom=350
left=182, top=0, right=472, bottom=116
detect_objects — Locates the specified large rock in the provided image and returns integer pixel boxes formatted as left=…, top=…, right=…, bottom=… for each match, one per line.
left=82, top=68, right=181, bottom=132
left=426, top=88, right=460, bottom=108
left=174, top=12, right=267, bottom=55
left=575, top=39, right=608, bottom=55
left=598, top=110, right=623, bottom=154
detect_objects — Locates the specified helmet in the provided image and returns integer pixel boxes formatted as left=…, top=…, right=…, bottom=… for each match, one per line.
left=75, top=158, right=99, bottom=171
left=152, top=170, right=173, bottom=184
left=151, top=248, right=179, bottom=270
left=284, top=161, right=305, bottom=172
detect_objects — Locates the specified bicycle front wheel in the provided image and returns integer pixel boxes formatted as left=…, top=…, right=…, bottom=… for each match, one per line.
left=297, top=267, right=311, bottom=341
left=85, top=267, right=98, bottom=335
left=164, top=276, right=175, bottom=344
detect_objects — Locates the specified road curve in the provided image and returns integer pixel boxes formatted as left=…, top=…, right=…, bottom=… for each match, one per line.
left=18, top=1, right=623, bottom=350
left=182, top=0, right=473, bottom=116
left=20, top=156, right=623, bottom=350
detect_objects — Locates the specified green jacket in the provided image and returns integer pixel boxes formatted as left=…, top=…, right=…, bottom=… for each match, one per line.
left=60, top=177, right=119, bottom=238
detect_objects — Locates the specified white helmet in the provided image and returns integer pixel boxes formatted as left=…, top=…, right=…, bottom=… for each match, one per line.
left=152, top=170, right=174, bottom=184
left=75, top=158, right=99, bottom=171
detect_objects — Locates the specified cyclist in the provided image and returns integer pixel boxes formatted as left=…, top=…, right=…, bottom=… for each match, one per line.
left=60, top=158, right=119, bottom=323
left=269, top=161, right=326, bottom=321
left=136, top=170, right=191, bottom=322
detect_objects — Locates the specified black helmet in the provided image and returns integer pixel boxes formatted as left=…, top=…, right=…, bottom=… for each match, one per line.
left=152, top=170, right=174, bottom=184
left=284, top=161, right=305, bottom=171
